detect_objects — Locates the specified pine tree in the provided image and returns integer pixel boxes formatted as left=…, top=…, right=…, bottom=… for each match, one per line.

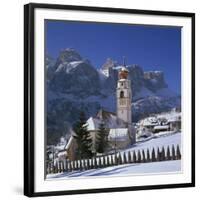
left=95, top=121, right=108, bottom=154
left=73, top=111, right=92, bottom=159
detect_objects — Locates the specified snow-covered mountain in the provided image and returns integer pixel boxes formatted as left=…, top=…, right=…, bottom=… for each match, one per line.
left=46, top=48, right=180, bottom=145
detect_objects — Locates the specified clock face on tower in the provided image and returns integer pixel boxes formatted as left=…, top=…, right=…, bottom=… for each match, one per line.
left=119, top=99, right=126, bottom=105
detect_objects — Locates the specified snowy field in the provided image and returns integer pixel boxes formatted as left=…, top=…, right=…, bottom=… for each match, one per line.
left=47, top=160, right=181, bottom=179
left=125, top=132, right=181, bottom=153
left=46, top=132, right=181, bottom=179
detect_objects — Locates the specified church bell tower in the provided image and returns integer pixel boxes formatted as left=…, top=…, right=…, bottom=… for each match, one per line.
left=116, top=65, right=132, bottom=125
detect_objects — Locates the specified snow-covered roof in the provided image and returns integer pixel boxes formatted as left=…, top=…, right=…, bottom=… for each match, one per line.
left=154, top=125, right=169, bottom=130
left=108, top=128, right=129, bottom=141
left=86, top=117, right=101, bottom=131
left=139, top=111, right=181, bottom=127
left=57, top=150, right=67, bottom=157
left=65, top=135, right=74, bottom=150
left=167, top=115, right=181, bottom=122
left=95, top=109, right=116, bottom=120
left=141, top=117, right=158, bottom=126
left=54, top=144, right=66, bottom=151
left=86, top=109, right=127, bottom=131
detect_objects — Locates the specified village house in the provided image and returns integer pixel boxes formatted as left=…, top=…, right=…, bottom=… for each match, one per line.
left=136, top=110, right=181, bottom=138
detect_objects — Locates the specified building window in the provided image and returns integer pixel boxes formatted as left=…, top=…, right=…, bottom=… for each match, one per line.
left=120, top=91, right=124, bottom=98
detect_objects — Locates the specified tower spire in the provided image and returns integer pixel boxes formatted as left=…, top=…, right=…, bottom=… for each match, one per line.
left=123, top=56, right=126, bottom=67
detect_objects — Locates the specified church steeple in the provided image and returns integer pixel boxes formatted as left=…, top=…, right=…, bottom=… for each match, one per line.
left=123, top=56, right=126, bottom=67
left=116, top=63, right=132, bottom=125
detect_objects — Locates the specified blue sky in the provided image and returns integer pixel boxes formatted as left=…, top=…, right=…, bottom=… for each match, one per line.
left=46, top=20, right=181, bottom=94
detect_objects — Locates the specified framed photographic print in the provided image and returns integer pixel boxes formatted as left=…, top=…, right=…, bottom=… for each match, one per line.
left=24, top=3, right=195, bottom=197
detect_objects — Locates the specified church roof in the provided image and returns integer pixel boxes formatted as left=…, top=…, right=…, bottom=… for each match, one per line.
left=65, top=135, right=74, bottom=150
left=86, top=117, right=101, bottom=131
left=86, top=109, right=127, bottom=131
left=95, top=109, right=116, bottom=120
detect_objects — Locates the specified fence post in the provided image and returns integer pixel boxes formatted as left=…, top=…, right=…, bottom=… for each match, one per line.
left=84, top=159, right=87, bottom=170
left=176, top=145, right=181, bottom=160
left=157, top=147, right=160, bottom=161
left=161, top=146, right=165, bottom=161
left=172, top=145, right=176, bottom=160
left=111, top=155, right=114, bottom=166
left=58, top=161, right=60, bottom=173
left=72, top=160, right=75, bottom=171
left=106, top=155, right=109, bottom=167
left=72, top=160, right=75, bottom=170
left=56, top=162, right=59, bottom=173
left=57, top=161, right=60, bottom=173
left=146, top=149, right=150, bottom=162
left=151, top=148, right=156, bottom=162
left=118, top=153, right=122, bottom=165
left=90, top=158, right=92, bottom=169
left=64, top=160, right=68, bottom=172
left=94, top=157, right=97, bottom=168
left=115, top=153, right=118, bottom=165
left=167, top=146, right=171, bottom=160
left=137, top=150, right=141, bottom=163
left=142, top=149, right=146, bottom=163
left=128, top=151, right=131, bottom=164
left=82, top=159, right=85, bottom=170
left=85, top=159, right=88, bottom=170
left=123, top=152, right=127, bottom=164
left=76, top=160, right=79, bottom=170
left=93, top=157, right=95, bottom=169
left=90, top=158, right=93, bottom=169
left=80, top=159, right=83, bottom=170
left=69, top=161, right=72, bottom=172
left=83, top=159, right=87, bottom=170
left=103, top=156, right=106, bottom=168
left=99, top=157, right=102, bottom=168
left=133, top=151, right=136, bottom=163
left=61, top=161, right=64, bottom=173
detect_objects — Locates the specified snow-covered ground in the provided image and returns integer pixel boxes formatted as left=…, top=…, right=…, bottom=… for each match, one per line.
left=46, top=132, right=181, bottom=179
left=125, top=132, right=181, bottom=153
left=47, top=160, right=181, bottom=179
left=107, top=132, right=181, bottom=158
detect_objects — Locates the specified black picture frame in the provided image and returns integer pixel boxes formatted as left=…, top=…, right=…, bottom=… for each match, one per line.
left=24, top=3, right=195, bottom=197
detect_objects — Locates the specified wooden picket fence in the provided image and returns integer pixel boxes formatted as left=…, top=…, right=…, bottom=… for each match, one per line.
left=46, top=144, right=181, bottom=174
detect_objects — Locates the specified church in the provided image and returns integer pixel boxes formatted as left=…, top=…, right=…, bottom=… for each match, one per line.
left=65, top=66, right=135, bottom=160
left=107, top=66, right=135, bottom=149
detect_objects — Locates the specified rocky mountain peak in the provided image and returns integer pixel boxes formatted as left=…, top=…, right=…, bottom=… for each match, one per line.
left=57, top=48, right=82, bottom=63
left=144, top=71, right=168, bottom=92
left=101, top=58, right=118, bottom=70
